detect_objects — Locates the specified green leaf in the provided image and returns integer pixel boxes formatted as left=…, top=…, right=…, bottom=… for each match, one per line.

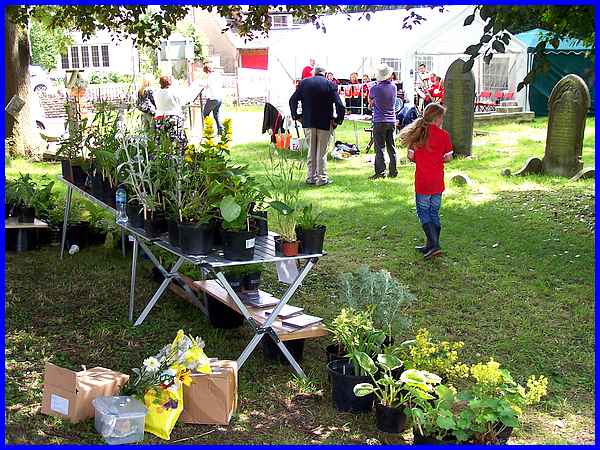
left=377, top=353, right=403, bottom=371
left=480, top=34, right=492, bottom=44
left=353, top=382, right=375, bottom=397
left=220, top=196, right=241, bottom=222
left=483, top=52, right=494, bottom=65
left=436, top=410, right=456, bottom=430
left=269, top=200, right=294, bottom=215
left=492, top=40, right=505, bottom=53
left=517, top=81, right=526, bottom=92
left=463, top=13, right=475, bottom=26
left=465, top=43, right=482, bottom=56
left=355, top=351, right=377, bottom=375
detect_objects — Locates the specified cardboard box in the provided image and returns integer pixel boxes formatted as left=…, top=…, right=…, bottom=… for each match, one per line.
left=180, top=360, right=238, bottom=425
left=41, top=363, right=129, bottom=423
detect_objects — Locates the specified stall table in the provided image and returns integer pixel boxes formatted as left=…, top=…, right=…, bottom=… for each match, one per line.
left=58, top=176, right=326, bottom=377
left=5, top=217, right=49, bottom=252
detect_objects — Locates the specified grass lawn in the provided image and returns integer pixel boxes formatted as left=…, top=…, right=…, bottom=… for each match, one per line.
left=4, top=117, right=595, bottom=444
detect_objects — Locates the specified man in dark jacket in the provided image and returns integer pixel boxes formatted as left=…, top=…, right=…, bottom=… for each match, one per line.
left=289, top=65, right=345, bottom=186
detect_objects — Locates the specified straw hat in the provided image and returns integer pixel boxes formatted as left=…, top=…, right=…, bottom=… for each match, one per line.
left=375, top=63, right=393, bottom=82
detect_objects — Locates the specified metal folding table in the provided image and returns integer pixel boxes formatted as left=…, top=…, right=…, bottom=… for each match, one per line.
left=58, top=176, right=324, bottom=376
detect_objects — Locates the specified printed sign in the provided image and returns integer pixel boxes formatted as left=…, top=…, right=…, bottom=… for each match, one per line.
left=245, top=238, right=255, bottom=249
left=50, top=394, right=69, bottom=416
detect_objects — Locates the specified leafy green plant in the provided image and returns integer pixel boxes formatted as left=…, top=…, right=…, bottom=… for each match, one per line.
left=339, top=266, right=416, bottom=339
left=296, top=203, right=324, bottom=230
left=12, top=173, right=55, bottom=215
left=328, top=307, right=386, bottom=376
left=395, top=328, right=469, bottom=384
left=353, top=352, right=442, bottom=409
left=86, top=102, right=121, bottom=186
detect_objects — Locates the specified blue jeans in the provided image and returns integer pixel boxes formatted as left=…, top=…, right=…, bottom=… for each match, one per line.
left=415, top=193, right=442, bottom=226
left=203, top=99, right=223, bottom=134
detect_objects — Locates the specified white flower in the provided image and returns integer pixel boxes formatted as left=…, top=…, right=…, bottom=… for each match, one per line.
left=143, top=357, right=160, bottom=373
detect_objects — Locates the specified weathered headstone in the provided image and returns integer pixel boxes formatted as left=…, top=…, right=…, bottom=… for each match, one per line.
left=513, top=157, right=543, bottom=176
left=543, top=74, right=590, bottom=177
left=443, top=59, right=476, bottom=157
left=450, top=173, right=474, bottom=186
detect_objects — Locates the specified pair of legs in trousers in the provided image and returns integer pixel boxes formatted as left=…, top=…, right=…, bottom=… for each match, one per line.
left=415, top=193, right=442, bottom=258
left=203, top=98, right=223, bottom=134
left=372, top=122, right=397, bottom=177
left=304, top=127, right=332, bottom=185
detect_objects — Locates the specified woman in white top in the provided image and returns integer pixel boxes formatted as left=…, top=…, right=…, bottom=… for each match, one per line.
left=201, top=64, right=224, bottom=135
left=154, top=75, right=203, bottom=150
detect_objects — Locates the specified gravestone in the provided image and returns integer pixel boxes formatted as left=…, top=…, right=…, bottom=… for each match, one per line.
left=442, top=59, right=476, bottom=157
left=543, top=74, right=590, bottom=177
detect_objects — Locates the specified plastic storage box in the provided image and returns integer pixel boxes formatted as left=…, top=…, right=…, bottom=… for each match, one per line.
left=92, top=396, right=147, bottom=445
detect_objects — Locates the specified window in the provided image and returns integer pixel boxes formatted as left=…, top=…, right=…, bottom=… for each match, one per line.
left=70, top=47, right=80, bottom=68
left=271, top=14, right=290, bottom=29
left=415, top=55, right=433, bottom=72
left=61, top=53, right=69, bottom=69
left=81, top=46, right=90, bottom=68
left=92, top=46, right=100, bottom=67
left=481, top=56, right=509, bottom=92
left=381, top=58, right=401, bottom=74
left=101, top=45, right=110, bottom=67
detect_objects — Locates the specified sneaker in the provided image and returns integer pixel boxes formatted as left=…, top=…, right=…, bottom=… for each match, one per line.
left=316, top=179, right=333, bottom=186
left=306, top=178, right=316, bottom=185
left=369, top=173, right=386, bottom=180
left=388, top=172, right=398, bottom=178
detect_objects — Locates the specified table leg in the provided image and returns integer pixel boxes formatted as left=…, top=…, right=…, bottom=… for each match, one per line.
left=121, top=229, right=126, bottom=257
left=59, top=185, right=73, bottom=259
left=129, top=236, right=139, bottom=322
left=133, top=255, right=186, bottom=326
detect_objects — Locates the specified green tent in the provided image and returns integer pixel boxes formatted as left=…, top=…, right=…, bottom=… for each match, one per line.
left=516, top=28, right=594, bottom=116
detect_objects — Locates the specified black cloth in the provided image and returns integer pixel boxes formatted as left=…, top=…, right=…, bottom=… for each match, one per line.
left=262, top=102, right=284, bottom=143
left=289, top=74, right=345, bottom=131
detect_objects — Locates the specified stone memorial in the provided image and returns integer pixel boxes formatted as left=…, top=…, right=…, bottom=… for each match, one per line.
left=542, top=74, right=591, bottom=177
left=442, top=59, right=476, bottom=157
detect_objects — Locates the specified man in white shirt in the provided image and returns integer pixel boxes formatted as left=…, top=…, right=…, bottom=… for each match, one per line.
left=202, top=64, right=224, bottom=135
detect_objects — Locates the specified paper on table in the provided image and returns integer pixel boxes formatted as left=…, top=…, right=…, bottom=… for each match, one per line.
left=276, top=260, right=299, bottom=284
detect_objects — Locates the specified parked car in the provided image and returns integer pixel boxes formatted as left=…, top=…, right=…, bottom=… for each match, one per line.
left=30, top=65, right=52, bottom=93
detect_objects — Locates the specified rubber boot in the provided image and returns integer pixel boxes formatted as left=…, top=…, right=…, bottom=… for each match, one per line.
left=435, top=224, right=441, bottom=247
left=423, top=223, right=441, bottom=259
left=415, top=224, right=429, bottom=254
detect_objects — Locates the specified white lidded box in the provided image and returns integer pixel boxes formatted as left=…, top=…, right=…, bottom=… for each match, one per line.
left=92, top=396, right=147, bottom=445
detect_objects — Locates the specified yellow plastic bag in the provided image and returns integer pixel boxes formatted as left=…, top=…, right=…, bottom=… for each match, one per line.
left=171, top=330, right=212, bottom=374
left=144, top=383, right=184, bottom=440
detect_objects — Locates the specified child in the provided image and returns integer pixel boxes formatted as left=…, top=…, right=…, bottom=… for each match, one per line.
left=399, top=103, right=453, bottom=259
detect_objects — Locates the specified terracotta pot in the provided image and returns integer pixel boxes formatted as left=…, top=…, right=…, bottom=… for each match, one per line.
left=281, top=240, right=299, bottom=256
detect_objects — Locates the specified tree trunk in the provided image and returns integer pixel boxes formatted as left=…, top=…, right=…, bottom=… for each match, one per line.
left=5, top=15, right=45, bottom=158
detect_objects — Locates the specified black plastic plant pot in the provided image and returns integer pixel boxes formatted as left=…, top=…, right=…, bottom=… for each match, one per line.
left=325, top=344, right=348, bottom=364
left=67, top=222, right=91, bottom=249
left=274, top=235, right=282, bottom=254
left=126, top=203, right=145, bottom=229
left=104, top=183, right=117, bottom=208
left=168, top=219, right=180, bottom=248
left=144, top=214, right=166, bottom=239
left=412, top=428, right=457, bottom=445
left=18, top=206, right=35, bottom=223
left=253, top=210, right=269, bottom=236
left=375, top=403, right=408, bottom=433
left=222, top=229, right=256, bottom=261
left=178, top=222, right=213, bottom=255
left=224, top=272, right=243, bottom=293
left=211, top=217, right=223, bottom=247
left=71, top=165, right=88, bottom=189
left=261, top=338, right=305, bottom=365
left=206, top=295, right=245, bottom=329
left=297, top=225, right=326, bottom=254
left=327, top=359, right=374, bottom=413
left=243, top=271, right=262, bottom=291
left=90, top=173, right=105, bottom=200
left=61, top=160, right=74, bottom=182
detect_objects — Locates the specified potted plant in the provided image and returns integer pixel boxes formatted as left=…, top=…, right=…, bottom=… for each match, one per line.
left=339, top=266, right=416, bottom=342
left=353, top=353, right=442, bottom=434
left=219, top=190, right=257, bottom=261
left=296, top=203, right=326, bottom=254
left=326, top=307, right=386, bottom=413
left=57, top=97, right=90, bottom=186
left=270, top=200, right=299, bottom=256
left=242, top=263, right=264, bottom=291
left=12, top=173, right=54, bottom=223
left=5, top=178, right=18, bottom=219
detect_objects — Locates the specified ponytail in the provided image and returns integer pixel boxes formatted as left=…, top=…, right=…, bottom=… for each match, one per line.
left=399, top=103, right=446, bottom=149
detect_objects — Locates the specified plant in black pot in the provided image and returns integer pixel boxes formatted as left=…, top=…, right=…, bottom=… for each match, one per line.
left=326, top=307, right=386, bottom=413
left=242, top=262, right=264, bottom=291
left=219, top=190, right=257, bottom=261
left=12, top=173, right=55, bottom=224
left=296, top=203, right=326, bottom=254
left=339, top=266, right=416, bottom=346
left=57, top=98, right=90, bottom=187
left=5, top=178, right=18, bottom=219
left=353, top=353, right=442, bottom=434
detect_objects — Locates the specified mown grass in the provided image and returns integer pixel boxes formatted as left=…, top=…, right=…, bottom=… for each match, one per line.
left=4, top=117, right=595, bottom=444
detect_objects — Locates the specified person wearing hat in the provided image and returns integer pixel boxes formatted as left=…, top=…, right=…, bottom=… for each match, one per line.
left=289, top=64, right=346, bottom=186
left=368, top=63, right=398, bottom=179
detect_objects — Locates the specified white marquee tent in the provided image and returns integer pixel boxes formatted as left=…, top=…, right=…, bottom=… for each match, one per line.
left=266, top=6, right=529, bottom=118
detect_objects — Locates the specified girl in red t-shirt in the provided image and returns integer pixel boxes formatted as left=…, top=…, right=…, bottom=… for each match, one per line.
left=399, top=103, right=453, bottom=259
